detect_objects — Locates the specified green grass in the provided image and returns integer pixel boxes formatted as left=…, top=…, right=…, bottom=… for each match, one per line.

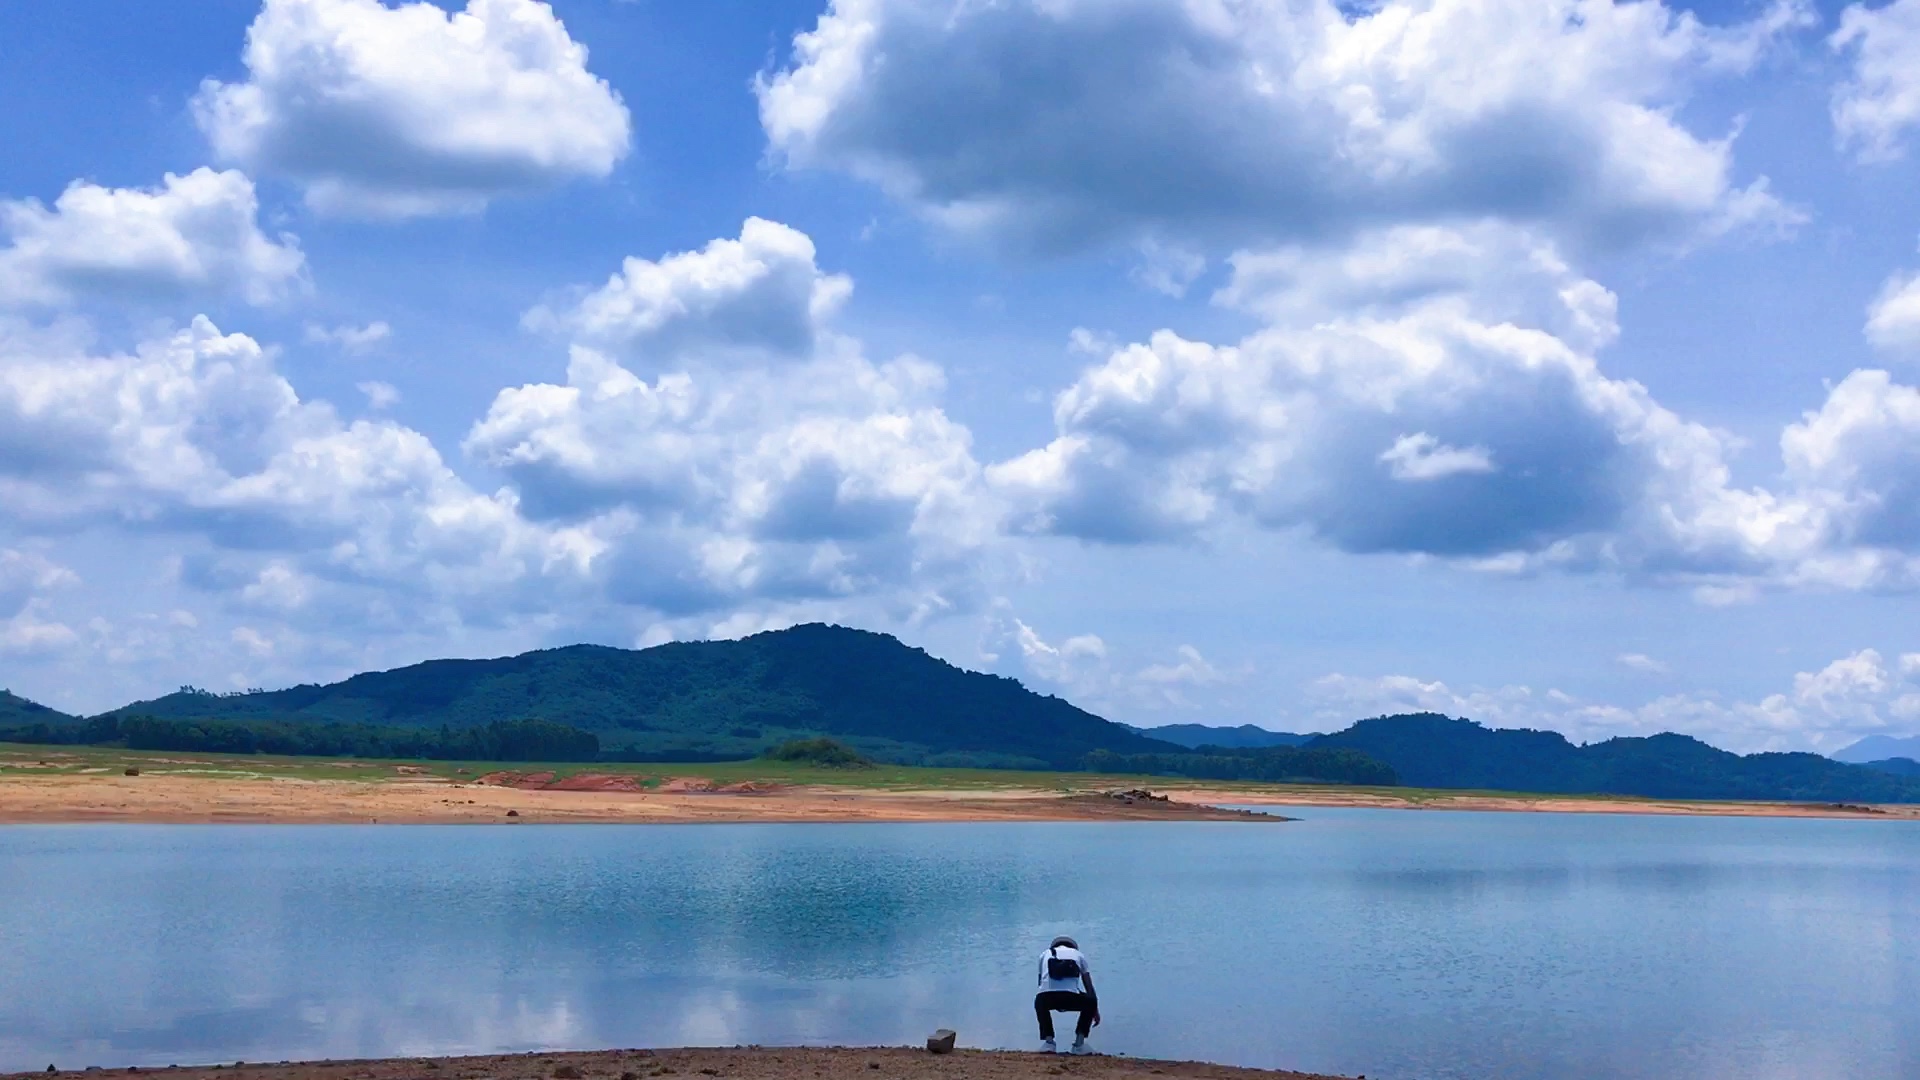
left=0, top=741, right=1080, bottom=787
left=0, top=740, right=1767, bottom=805
left=0, top=740, right=1265, bottom=792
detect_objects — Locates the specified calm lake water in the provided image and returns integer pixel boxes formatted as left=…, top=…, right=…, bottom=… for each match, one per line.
left=2, top=809, right=1917, bottom=1080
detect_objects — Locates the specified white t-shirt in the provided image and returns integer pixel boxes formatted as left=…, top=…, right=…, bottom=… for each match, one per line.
left=1038, top=945, right=1090, bottom=994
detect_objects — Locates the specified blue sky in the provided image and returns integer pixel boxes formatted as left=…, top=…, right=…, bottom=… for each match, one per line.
left=4, top=0, right=1920, bottom=753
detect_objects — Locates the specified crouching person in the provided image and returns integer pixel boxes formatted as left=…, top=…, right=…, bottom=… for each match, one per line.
left=1034, top=935, right=1099, bottom=1054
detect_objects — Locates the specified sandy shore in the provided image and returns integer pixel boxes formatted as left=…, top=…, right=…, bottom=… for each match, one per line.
left=10, top=1047, right=1350, bottom=1080
left=0, top=772, right=1284, bottom=825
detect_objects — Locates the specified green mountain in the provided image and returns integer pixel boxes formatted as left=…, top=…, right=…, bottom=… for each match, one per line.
left=1309, top=713, right=1920, bottom=803
left=1862, top=757, right=1920, bottom=778
left=0, top=689, right=75, bottom=727
left=103, top=623, right=1185, bottom=769
left=1133, top=723, right=1317, bottom=749
left=17, top=642, right=1920, bottom=803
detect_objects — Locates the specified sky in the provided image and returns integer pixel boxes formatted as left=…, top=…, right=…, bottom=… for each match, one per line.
left=3, top=0, right=1920, bottom=753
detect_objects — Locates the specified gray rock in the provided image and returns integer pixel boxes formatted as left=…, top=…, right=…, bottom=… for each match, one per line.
left=926, top=1029, right=957, bottom=1054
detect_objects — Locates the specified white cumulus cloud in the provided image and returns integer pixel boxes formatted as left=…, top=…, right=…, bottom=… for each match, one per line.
left=1832, top=0, right=1920, bottom=161
left=305, top=320, right=392, bottom=352
left=1310, top=646, right=1920, bottom=753
left=357, top=380, right=401, bottom=409
left=982, top=219, right=1920, bottom=598
left=524, top=217, right=853, bottom=364
left=988, top=223, right=1786, bottom=568
left=1379, top=433, right=1496, bottom=482
left=1779, top=368, right=1920, bottom=570
left=0, top=316, right=600, bottom=618
left=1866, top=271, right=1920, bottom=354
left=0, top=169, right=304, bottom=308
left=195, top=0, right=632, bottom=218
left=470, top=219, right=999, bottom=619
left=0, top=549, right=79, bottom=620
left=760, top=0, right=1807, bottom=256
left=0, top=601, right=79, bottom=657
left=982, top=608, right=1229, bottom=715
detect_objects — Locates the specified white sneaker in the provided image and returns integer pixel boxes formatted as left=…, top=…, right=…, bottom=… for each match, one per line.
left=1070, top=1040, right=1090, bottom=1055
left=1041, top=1039, right=1057, bottom=1054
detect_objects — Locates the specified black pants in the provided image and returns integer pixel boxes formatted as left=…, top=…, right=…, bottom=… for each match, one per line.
left=1035, top=991, right=1096, bottom=1040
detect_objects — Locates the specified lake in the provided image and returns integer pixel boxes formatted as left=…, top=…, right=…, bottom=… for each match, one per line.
left=2, top=809, right=1917, bottom=1080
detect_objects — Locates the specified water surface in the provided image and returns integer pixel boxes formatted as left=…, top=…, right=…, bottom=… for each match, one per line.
left=2, top=810, right=1916, bottom=1080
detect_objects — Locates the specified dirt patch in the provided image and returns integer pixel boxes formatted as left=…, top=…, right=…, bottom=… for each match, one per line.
left=715, top=781, right=781, bottom=794
left=1061, top=792, right=1285, bottom=821
left=547, top=773, right=647, bottom=792
left=475, top=771, right=559, bottom=789
left=656, top=778, right=782, bottom=795
left=471, top=772, right=652, bottom=792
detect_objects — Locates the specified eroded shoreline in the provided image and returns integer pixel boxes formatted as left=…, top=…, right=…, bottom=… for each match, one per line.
left=0, top=770, right=1914, bottom=824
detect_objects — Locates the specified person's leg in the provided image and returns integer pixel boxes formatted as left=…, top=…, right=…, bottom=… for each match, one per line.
left=1073, top=997, right=1095, bottom=1041
left=1034, top=995, right=1056, bottom=1041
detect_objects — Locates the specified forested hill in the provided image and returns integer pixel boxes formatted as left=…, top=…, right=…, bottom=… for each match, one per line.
left=102, top=624, right=1184, bottom=768
left=1, top=689, right=75, bottom=727
left=1309, top=713, right=1920, bottom=803
left=1133, top=723, right=1316, bottom=749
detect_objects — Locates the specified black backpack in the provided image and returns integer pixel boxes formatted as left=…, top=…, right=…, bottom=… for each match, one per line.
left=1046, top=947, right=1081, bottom=981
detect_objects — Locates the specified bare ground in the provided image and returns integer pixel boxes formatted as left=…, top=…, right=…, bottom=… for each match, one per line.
left=1, top=753, right=1912, bottom=824
left=9, top=1047, right=1353, bottom=1080
left=0, top=773, right=1285, bottom=824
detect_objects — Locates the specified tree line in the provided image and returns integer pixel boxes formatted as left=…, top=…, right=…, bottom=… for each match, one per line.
left=0, top=714, right=600, bottom=762
left=1084, top=745, right=1399, bottom=786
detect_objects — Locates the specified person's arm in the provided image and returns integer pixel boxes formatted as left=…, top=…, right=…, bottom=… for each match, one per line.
left=1081, top=971, right=1099, bottom=1025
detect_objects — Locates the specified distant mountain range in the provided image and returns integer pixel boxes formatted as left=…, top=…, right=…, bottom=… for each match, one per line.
left=6, top=627, right=1920, bottom=802
left=1833, top=734, right=1920, bottom=764
left=1860, top=757, right=1920, bottom=778
left=1131, top=723, right=1318, bottom=749
left=1310, top=713, right=1920, bottom=803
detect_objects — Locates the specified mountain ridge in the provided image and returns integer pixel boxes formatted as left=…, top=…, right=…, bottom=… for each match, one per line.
left=1130, top=723, right=1318, bottom=749
left=7, top=633, right=1920, bottom=802
left=93, top=624, right=1183, bottom=769
left=1309, top=713, right=1920, bottom=803
left=0, top=689, right=76, bottom=727
left=1834, top=734, right=1920, bottom=764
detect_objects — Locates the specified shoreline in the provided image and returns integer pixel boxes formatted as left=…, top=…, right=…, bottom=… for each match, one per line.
left=0, top=769, right=1915, bottom=824
left=3, top=745, right=1915, bottom=825
left=6, top=1046, right=1351, bottom=1080
left=0, top=773, right=1286, bottom=825
left=1178, top=787, right=1920, bottom=820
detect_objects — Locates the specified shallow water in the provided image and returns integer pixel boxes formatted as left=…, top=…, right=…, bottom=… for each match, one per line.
left=2, top=809, right=1917, bottom=1080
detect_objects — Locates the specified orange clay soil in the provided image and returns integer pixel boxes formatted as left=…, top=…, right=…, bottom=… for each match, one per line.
left=0, top=772, right=1287, bottom=825
left=9, top=1047, right=1353, bottom=1080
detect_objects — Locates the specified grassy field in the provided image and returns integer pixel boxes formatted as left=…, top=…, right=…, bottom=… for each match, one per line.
left=0, top=740, right=1144, bottom=789
left=0, top=739, right=1706, bottom=806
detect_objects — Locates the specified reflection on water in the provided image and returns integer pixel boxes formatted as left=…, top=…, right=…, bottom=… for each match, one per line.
left=2, top=812, right=1918, bottom=1080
